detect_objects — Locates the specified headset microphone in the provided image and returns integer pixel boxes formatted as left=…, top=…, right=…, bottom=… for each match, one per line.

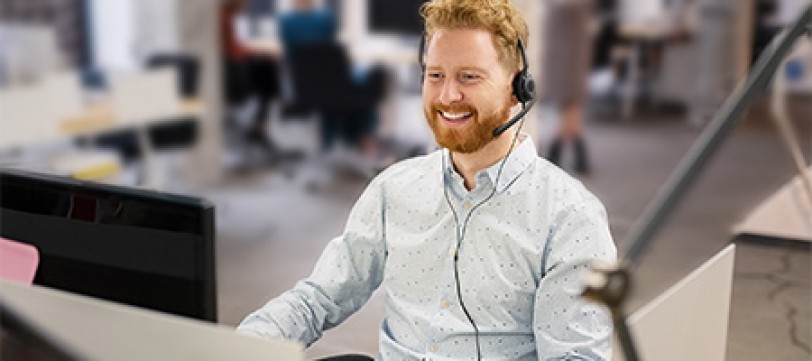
left=492, top=98, right=535, bottom=137
left=493, top=38, right=535, bottom=137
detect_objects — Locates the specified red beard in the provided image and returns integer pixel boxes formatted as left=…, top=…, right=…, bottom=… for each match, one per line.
left=424, top=101, right=511, bottom=153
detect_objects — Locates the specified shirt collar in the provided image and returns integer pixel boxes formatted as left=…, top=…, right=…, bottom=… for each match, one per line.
left=442, top=133, right=537, bottom=193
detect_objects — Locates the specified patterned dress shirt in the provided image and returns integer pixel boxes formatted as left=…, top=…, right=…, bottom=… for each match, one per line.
left=238, top=136, right=617, bottom=360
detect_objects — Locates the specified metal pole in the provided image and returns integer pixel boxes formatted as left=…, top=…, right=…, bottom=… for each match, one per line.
left=622, top=7, right=812, bottom=265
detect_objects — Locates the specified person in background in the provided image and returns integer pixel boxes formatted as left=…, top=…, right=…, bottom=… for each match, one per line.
left=279, top=0, right=385, bottom=171
left=221, top=0, right=281, bottom=151
left=278, top=0, right=337, bottom=46
left=539, top=0, right=595, bottom=175
left=238, top=0, right=616, bottom=359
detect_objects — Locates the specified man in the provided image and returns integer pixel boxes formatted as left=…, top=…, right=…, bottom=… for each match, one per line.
left=220, top=0, right=280, bottom=150
left=238, top=0, right=616, bottom=359
left=278, top=0, right=337, bottom=46
left=541, top=0, right=595, bottom=175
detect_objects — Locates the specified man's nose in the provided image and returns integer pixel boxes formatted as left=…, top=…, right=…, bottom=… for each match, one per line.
left=438, top=79, right=463, bottom=105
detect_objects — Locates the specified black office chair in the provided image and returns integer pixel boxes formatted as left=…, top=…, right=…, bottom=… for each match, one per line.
left=220, top=51, right=289, bottom=171
left=284, top=42, right=387, bottom=118
left=276, top=42, right=393, bottom=182
left=283, top=42, right=389, bottom=148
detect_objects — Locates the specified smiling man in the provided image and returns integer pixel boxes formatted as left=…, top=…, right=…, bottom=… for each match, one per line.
left=238, top=1, right=616, bottom=360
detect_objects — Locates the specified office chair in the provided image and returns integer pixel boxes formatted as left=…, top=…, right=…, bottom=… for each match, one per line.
left=284, top=42, right=389, bottom=153
left=284, top=42, right=387, bottom=119
left=280, top=42, right=391, bottom=183
left=221, top=50, right=292, bottom=171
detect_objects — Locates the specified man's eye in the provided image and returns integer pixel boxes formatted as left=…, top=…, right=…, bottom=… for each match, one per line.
left=427, top=72, right=442, bottom=80
left=461, top=73, right=481, bottom=81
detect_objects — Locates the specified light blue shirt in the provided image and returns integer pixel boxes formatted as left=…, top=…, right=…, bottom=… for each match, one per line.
left=238, top=136, right=617, bottom=360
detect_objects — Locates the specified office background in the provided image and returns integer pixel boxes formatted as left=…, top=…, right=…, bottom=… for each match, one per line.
left=0, top=0, right=809, bottom=360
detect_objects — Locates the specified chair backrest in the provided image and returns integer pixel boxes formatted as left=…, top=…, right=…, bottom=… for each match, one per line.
left=285, top=42, right=358, bottom=110
left=0, top=237, right=39, bottom=284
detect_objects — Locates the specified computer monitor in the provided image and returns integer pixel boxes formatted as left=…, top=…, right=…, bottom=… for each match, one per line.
left=367, top=0, right=427, bottom=37
left=0, top=169, right=216, bottom=322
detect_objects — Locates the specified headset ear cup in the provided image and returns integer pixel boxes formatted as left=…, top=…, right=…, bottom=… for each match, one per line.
left=512, top=73, right=535, bottom=103
left=513, top=38, right=535, bottom=103
left=523, top=75, right=536, bottom=102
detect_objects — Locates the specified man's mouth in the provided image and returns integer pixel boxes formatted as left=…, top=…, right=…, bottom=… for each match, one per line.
left=438, top=110, right=473, bottom=122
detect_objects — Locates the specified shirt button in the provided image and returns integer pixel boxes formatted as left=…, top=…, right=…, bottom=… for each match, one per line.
left=441, top=300, right=450, bottom=308
left=463, top=201, right=472, bottom=209
left=430, top=344, right=438, bottom=352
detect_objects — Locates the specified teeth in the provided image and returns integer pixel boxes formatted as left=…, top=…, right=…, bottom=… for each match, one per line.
left=440, top=111, right=471, bottom=120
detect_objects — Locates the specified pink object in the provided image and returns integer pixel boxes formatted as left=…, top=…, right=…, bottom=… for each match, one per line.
left=0, top=237, right=39, bottom=284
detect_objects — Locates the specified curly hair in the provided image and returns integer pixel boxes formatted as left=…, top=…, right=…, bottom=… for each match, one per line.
left=420, top=0, right=529, bottom=72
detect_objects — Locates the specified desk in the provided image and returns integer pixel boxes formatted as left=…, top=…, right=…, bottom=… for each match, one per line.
left=0, top=70, right=203, bottom=150
left=73, top=98, right=204, bottom=187
left=0, top=95, right=203, bottom=187
left=58, top=98, right=203, bottom=135
left=0, top=279, right=304, bottom=361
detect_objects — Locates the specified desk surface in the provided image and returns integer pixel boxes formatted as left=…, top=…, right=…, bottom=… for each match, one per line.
left=59, top=98, right=203, bottom=135
left=0, top=280, right=303, bottom=361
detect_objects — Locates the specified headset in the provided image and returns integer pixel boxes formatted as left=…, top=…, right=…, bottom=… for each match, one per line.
left=422, top=32, right=535, bottom=360
left=418, top=33, right=536, bottom=137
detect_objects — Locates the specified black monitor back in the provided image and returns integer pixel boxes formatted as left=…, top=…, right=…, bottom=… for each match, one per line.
left=0, top=169, right=216, bottom=322
left=368, top=0, right=427, bottom=36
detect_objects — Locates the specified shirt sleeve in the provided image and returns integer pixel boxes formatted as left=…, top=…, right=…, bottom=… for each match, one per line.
left=533, top=187, right=617, bottom=360
left=237, top=179, right=387, bottom=346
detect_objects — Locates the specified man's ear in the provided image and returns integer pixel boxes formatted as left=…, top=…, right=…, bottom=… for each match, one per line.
left=509, top=71, right=521, bottom=106
left=510, top=91, right=520, bottom=106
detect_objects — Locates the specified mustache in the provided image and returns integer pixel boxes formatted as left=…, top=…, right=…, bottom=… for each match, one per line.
left=430, top=103, right=476, bottom=114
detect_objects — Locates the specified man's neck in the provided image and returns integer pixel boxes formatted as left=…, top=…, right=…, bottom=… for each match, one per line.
left=450, top=129, right=518, bottom=191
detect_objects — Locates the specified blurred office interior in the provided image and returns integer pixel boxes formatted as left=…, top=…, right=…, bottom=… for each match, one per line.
left=0, top=0, right=809, bottom=360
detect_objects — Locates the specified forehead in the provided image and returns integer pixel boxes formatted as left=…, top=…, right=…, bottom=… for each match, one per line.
left=425, top=28, right=502, bottom=71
